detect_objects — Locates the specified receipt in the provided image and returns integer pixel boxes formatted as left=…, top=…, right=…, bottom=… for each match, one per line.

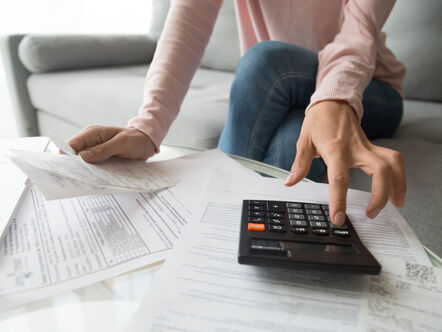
left=359, top=258, right=442, bottom=331
left=8, top=136, right=179, bottom=200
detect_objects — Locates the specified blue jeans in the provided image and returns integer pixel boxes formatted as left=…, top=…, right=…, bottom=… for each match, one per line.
left=218, top=41, right=403, bottom=182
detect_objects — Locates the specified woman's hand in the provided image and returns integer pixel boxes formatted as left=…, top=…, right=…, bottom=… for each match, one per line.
left=68, top=125, right=156, bottom=163
left=285, top=101, right=406, bottom=225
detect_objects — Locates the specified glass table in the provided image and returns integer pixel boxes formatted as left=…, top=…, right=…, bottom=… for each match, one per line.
left=0, top=143, right=440, bottom=332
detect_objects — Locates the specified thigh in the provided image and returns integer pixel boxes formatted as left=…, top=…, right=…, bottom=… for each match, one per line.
left=361, top=78, right=404, bottom=139
left=261, top=107, right=326, bottom=181
left=218, top=41, right=318, bottom=160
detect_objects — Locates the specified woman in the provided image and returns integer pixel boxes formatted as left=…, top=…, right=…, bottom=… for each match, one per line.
left=68, top=0, right=407, bottom=226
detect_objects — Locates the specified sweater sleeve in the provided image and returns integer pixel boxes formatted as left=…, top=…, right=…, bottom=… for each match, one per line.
left=305, top=0, right=396, bottom=120
left=127, top=0, right=222, bottom=151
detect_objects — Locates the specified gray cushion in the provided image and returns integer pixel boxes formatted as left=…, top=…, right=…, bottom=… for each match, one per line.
left=0, top=35, right=38, bottom=136
left=149, top=0, right=240, bottom=72
left=383, top=0, right=442, bottom=102
left=349, top=138, right=442, bottom=256
left=27, top=65, right=233, bottom=148
left=19, top=35, right=156, bottom=73
left=394, top=100, right=442, bottom=143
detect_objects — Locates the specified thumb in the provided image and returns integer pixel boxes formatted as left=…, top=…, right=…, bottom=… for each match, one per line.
left=78, top=136, right=119, bottom=163
left=285, top=138, right=314, bottom=186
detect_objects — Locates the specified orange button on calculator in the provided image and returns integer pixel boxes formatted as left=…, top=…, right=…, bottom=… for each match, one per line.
left=248, top=223, right=265, bottom=231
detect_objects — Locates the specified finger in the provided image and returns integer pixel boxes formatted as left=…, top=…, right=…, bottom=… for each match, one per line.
left=326, top=156, right=349, bottom=226
left=366, top=160, right=392, bottom=219
left=78, top=135, right=123, bottom=163
left=373, top=147, right=406, bottom=207
left=285, top=137, right=314, bottom=186
left=68, top=125, right=120, bottom=153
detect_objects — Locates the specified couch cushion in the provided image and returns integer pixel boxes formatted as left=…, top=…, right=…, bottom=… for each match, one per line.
left=349, top=138, right=442, bottom=256
left=394, top=100, right=442, bottom=144
left=383, top=0, right=442, bottom=102
left=27, top=65, right=233, bottom=148
left=149, top=0, right=240, bottom=72
left=19, top=35, right=156, bottom=73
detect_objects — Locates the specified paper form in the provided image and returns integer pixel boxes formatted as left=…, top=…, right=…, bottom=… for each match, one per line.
left=0, top=150, right=258, bottom=310
left=128, top=171, right=436, bottom=331
left=8, top=136, right=179, bottom=200
left=0, top=137, right=50, bottom=237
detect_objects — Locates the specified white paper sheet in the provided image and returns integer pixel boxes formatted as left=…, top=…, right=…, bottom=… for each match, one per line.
left=0, top=137, right=50, bottom=237
left=128, top=171, right=435, bottom=331
left=8, top=136, right=179, bottom=200
left=0, top=150, right=258, bottom=310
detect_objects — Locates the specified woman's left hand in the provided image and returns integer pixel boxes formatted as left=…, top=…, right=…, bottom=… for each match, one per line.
left=284, top=100, right=406, bottom=226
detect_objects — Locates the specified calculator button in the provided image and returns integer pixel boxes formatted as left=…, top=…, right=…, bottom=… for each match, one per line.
left=250, top=201, right=264, bottom=206
left=310, top=221, right=328, bottom=228
left=321, top=204, right=329, bottom=210
left=324, top=210, right=330, bottom=216
left=306, top=209, right=322, bottom=215
left=290, top=219, right=307, bottom=227
left=333, top=229, right=350, bottom=238
left=289, top=213, right=305, bottom=220
left=249, top=205, right=264, bottom=211
left=267, top=203, right=284, bottom=212
left=250, top=217, right=265, bottom=223
left=291, top=226, right=308, bottom=234
left=308, top=215, right=325, bottom=221
left=312, top=228, right=328, bottom=236
left=286, top=203, right=302, bottom=208
left=288, top=208, right=303, bottom=214
left=327, top=216, right=348, bottom=229
left=304, top=204, right=320, bottom=209
left=268, top=218, right=284, bottom=225
left=268, top=225, right=286, bottom=233
left=248, top=223, right=265, bottom=231
left=249, top=211, right=265, bottom=217
left=268, top=212, right=283, bottom=218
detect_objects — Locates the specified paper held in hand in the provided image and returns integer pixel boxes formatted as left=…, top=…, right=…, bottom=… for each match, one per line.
left=7, top=136, right=179, bottom=200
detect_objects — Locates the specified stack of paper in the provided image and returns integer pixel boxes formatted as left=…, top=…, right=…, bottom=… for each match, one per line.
left=0, top=148, right=258, bottom=310
left=1, top=137, right=440, bottom=331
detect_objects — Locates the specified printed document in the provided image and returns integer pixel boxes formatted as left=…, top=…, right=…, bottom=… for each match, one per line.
left=8, top=136, right=178, bottom=200
left=0, top=137, right=50, bottom=237
left=128, top=171, right=437, bottom=331
left=0, top=150, right=257, bottom=310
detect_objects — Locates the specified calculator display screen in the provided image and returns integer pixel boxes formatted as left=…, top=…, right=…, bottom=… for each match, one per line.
left=280, top=241, right=358, bottom=254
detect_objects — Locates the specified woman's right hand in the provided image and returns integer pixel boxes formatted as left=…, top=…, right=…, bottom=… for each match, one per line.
left=68, top=125, right=156, bottom=163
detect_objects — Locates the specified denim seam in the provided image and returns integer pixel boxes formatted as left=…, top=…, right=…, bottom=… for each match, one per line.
left=275, top=128, right=280, bottom=166
left=248, top=71, right=315, bottom=158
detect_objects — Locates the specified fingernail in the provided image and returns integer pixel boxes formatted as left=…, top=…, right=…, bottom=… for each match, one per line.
left=333, top=211, right=345, bottom=225
left=79, top=151, right=91, bottom=160
left=285, top=172, right=296, bottom=185
left=368, top=208, right=381, bottom=219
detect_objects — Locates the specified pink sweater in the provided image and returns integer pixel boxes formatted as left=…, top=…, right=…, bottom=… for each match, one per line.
left=128, top=0, right=406, bottom=151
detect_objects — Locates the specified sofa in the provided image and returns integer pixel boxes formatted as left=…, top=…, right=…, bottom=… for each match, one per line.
left=1, top=0, right=441, bottom=256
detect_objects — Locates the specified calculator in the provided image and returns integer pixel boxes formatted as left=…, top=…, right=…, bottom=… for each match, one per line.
left=238, top=200, right=381, bottom=274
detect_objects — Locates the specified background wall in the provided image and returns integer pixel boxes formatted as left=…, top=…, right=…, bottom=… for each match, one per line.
left=0, top=0, right=152, bottom=137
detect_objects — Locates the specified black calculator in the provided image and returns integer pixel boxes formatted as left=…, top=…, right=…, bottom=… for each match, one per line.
left=238, top=200, right=381, bottom=274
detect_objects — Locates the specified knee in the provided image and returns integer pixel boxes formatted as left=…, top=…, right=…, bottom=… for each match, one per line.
left=235, top=41, right=318, bottom=82
left=230, top=42, right=317, bottom=102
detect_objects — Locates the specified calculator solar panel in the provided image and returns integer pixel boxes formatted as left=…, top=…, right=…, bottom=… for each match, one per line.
left=238, top=200, right=381, bottom=274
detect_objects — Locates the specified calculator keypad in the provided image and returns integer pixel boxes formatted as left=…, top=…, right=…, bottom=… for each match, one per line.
left=247, top=200, right=348, bottom=237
